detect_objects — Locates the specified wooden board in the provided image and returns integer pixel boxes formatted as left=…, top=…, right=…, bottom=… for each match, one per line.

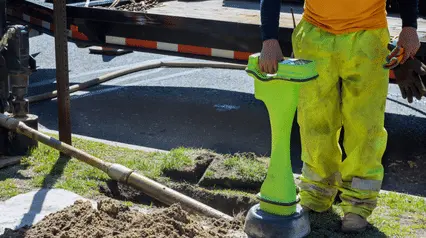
left=147, top=0, right=426, bottom=40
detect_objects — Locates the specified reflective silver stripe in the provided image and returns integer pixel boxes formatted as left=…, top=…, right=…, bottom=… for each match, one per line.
left=299, top=183, right=336, bottom=197
left=351, top=177, right=382, bottom=191
left=301, top=164, right=323, bottom=182
left=341, top=196, right=377, bottom=209
left=302, top=164, right=342, bottom=187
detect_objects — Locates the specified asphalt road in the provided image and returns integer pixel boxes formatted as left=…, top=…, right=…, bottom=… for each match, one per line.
left=27, top=34, right=426, bottom=197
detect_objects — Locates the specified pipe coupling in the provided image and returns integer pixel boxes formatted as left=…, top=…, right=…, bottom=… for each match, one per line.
left=108, top=163, right=134, bottom=183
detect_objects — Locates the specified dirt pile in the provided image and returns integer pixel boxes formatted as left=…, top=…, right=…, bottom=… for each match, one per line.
left=1, top=199, right=246, bottom=238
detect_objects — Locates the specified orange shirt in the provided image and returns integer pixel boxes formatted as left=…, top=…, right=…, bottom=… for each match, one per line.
left=302, top=0, right=388, bottom=34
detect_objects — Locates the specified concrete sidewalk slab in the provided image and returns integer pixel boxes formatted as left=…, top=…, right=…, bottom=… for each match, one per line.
left=0, top=189, right=96, bottom=235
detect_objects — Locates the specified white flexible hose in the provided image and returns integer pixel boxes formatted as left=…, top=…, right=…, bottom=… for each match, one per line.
left=28, top=60, right=246, bottom=103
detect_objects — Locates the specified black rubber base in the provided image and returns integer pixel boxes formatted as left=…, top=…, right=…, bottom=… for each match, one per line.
left=244, top=204, right=311, bottom=238
left=8, top=114, right=39, bottom=156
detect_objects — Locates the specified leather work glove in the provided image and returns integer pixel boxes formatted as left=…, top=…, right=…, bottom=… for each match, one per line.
left=393, top=57, right=426, bottom=103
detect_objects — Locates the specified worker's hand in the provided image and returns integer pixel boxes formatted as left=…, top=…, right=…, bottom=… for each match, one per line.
left=397, top=27, right=421, bottom=64
left=393, top=57, right=426, bottom=103
left=259, top=39, right=284, bottom=74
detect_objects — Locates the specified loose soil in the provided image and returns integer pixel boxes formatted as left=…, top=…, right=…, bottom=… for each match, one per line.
left=99, top=180, right=258, bottom=216
left=1, top=198, right=246, bottom=238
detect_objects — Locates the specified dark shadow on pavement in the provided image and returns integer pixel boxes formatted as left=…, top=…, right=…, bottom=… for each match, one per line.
left=28, top=82, right=84, bottom=97
left=102, top=55, right=116, bottom=63
left=29, top=85, right=426, bottom=197
left=29, top=68, right=57, bottom=85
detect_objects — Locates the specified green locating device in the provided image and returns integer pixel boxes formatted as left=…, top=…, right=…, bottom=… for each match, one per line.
left=246, top=53, right=318, bottom=216
left=246, top=53, right=319, bottom=82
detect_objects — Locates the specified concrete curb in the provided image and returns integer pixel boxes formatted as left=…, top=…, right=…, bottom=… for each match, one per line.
left=38, top=125, right=168, bottom=153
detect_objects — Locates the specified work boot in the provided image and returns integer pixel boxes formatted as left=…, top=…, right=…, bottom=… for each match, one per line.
left=341, top=213, right=368, bottom=233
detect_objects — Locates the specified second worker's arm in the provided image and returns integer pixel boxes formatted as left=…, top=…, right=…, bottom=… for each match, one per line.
left=259, top=0, right=283, bottom=74
left=260, top=0, right=281, bottom=42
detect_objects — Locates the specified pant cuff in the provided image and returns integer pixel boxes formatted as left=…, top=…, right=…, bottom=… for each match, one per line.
left=340, top=204, right=372, bottom=218
left=299, top=191, right=334, bottom=212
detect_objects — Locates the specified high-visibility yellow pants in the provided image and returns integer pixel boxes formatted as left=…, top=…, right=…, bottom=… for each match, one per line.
left=292, top=18, right=390, bottom=218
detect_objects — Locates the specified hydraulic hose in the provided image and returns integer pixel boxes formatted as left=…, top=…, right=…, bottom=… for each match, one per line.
left=27, top=60, right=246, bottom=103
left=0, top=112, right=233, bottom=221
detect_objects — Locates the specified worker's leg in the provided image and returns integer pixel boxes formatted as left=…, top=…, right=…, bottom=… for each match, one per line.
left=292, top=19, right=343, bottom=212
left=337, top=28, right=390, bottom=219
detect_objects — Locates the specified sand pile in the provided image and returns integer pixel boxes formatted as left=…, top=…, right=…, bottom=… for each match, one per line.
left=1, top=199, right=245, bottom=238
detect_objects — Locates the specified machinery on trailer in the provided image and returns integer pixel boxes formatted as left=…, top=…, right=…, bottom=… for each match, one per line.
left=0, top=0, right=38, bottom=157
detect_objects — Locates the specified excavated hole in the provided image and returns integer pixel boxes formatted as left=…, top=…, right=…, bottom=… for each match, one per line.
left=99, top=180, right=258, bottom=216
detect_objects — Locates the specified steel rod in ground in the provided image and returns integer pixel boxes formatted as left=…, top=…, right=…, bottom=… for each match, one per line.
left=0, top=113, right=233, bottom=221
left=53, top=0, right=72, bottom=150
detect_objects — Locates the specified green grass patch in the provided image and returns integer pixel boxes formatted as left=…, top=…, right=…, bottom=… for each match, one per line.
left=222, top=155, right=268, bottom=181
left=306, top=192, right=426, bottom=237
left=0, top=133, right=200, bottom=201
left=0, top=134, right=424, bottom=237
left=161, top=146, right=195, bottom=170
left=199, top=154, right=268, bottom=189
left=305, top=192, right=426, bottom=238
left=0, top=179, right=19, bottom=198
left=366, top=192, right=426, bottom=237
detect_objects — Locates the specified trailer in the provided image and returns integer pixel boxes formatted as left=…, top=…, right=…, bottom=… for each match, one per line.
left=6, top=0, right=426, bottom=62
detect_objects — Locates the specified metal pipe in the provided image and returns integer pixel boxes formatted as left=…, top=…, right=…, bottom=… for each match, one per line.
left=0, top=112, right=233, bottom=220
left=53, top=0, right=72, bottom=148
left=27, top=60, right=246, bottom=103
